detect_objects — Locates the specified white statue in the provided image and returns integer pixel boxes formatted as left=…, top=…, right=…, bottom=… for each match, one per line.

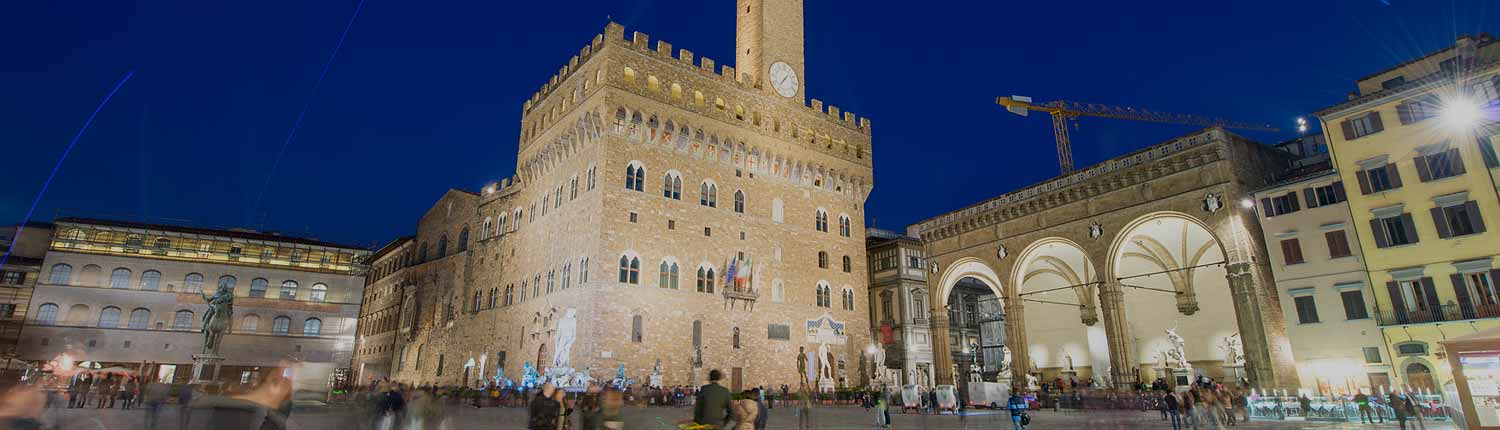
left=1220, top=334, right=1244, bottom=366
left=1165, top=326, right=1189, bottom=369
left=552, top=308, right=578, bottom=369
left=817, top=343, right=834, bottom=381
left=1025, top=374, right=1039, bottom=390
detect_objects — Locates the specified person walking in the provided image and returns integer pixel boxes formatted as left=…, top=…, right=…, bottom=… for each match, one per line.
left=796, top=384, right=813, bottom=430
left=577, top=385, right=603, bottom=430
left=1163, top=390, right=1181, bottom=430
left=177, top=384, right=195, bottom=430
left=731, top=390, right=759, bottom=430
left=694, top=369, right=733, bottom=429
left=1181, top=390, right=1197, bottom=430
left=142, top=380, right=168, bottom=430
left=1007, top=391, right=1028, bottom=430
left=67, top=375, right=86, bottom=408
left=752, top=388, right=769, bottom=430
left=94, top=375, right=113, bottom=408
left=529, top=384, right=562, bottom=430
left=552, top=386, right=571, bottom=430
left=1355, top=391, right=1374, bottom=423
left=1391, top=393, right=1409, bottom=430
left=873, top=393, right=889, bottom=429
left=121, top=377, right=138, bottom=410
left=182, top=372, right=294, bottom=430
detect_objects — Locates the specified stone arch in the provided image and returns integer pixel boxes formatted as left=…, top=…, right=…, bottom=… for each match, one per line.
left=934, top=257, right=1005, bottom=312
left=1011, top=238, right=1109, bottom=379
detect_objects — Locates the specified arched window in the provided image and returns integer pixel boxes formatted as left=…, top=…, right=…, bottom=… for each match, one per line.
left=303, top=318, right=322, bottom=336
left=310, top=283, right=328, bottom=302
left=733, top=327, right=741, bottom=349
left=98, top=306, right=122, bottom=328
left=109, top=268, right=131, bottom=289
left=48, top=264, right=72, bottom=285
left=647, top=75, right=660, bottom=92
left=482, top=218, right=493, bottom=238
left=623, top=67, right=636, bottom=84
left=563, top=264, right=572, bottom=289
left=581, top=257, right=590, bottom=283
left=697, top=267, right=716, bottom=293
left=36, top=303, right=59, bottom=325
left=128, top=308, right=151, bottom=329
left=217, top=275, right=236, bottom=291
left=272, top=316, right=291, bottom=335
left=842, top=256, right=852, bottom=273
left=437, top=235, right=448, bottom=258
left=670, top=83, right=682, bottom=100
left=815, top=210, right=829, bottom=232
left=241, top=314, right=260, bottom=332
left=183, top=273, right=204, bottom=292
left=839, top=215, right=852, bottom=237
left=733, top=190, right=745, bottom=213
left=587, top=166, right=597, bottom=190
left=625, top=162, right=645, bottom=192
left=140, top=270, right=161, bottom=291
left=458, top=227, right=470, bottom=252
left=631, top=315, right=643, bottom=342
left=249, top=278, right=268, bottom=298
left=418, top=243, right=428, bottom=262
left=280, top=281, right=299, bottom=300
left=173, top=310, right=194, bottom=330
left=618, top=255, right=640, bottom=285
left=818, top=251, right=829, bottom=269
left=700, top=182, right=717, bottom=207
left=663, top=172, right=683, bottom=200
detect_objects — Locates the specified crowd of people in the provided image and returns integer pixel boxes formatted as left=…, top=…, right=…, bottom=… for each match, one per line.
left=1156, top=381, right=1246, bottom=430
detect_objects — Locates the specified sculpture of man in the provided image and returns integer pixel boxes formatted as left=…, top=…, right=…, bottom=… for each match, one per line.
left=797, top=346, right=808, bottom=377
left=551, top=308, right=578, bottom=369
left=817, top=343, right=833, bottom=381
left=199, top=282, right=234, bottom=355
left=1165, top=326, right=1189, bottom=368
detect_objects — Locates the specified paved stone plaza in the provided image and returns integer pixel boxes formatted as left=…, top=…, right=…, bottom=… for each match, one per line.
left=37, top=403, right=1462, bottom=430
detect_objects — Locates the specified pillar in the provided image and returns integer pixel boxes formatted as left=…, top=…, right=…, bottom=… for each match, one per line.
left=1226, top=261, right=1282, bottom=389
left=931, top=311, right=955, bottom=386
left=1005, top=296, right=1030, bottom=386
left=1098, top=282, right=1136, bottom=389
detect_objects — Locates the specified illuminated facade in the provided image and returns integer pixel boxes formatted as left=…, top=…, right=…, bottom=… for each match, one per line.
left=1315, top=34, right=1500, bottom=394
left=18, top=217, right=368, bottom=388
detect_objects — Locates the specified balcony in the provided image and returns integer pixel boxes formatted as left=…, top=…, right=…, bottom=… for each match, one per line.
left=1375, top=302, right=1500, bottom=326
left=721, top=285, right=759, bottom=310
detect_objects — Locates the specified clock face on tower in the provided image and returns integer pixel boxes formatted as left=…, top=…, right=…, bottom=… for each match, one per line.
left=769, top=61, right=799, bottom=98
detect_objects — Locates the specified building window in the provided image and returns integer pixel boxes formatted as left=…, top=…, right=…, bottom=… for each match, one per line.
left=733, top=190, right=745, bottom=214
left=1280, top=238, right=1305, bottom=265
left=1293, top=296, right=1319, bottom=324
left=1357, top=163, right=1402, bottom=194
left=1372, top=213, right=1418, bottom=248
left=31, top=303, right=56, bottom=324
left=1434, top=200, right=1486, bottom=238
left=48, top=264, right=71, bottom=285
left=281, top=281, right=299, bottom=300
left=174, top=310, right=194, bottom=330
left=631, top=315, right=643, bottom=343
left=183, top=273, right=204, bottom=292
left=815, top=210, right=828, bottom=232
left=1261, top=193, right=1301, bottom=217
left=629, top=212, right=638, bottom=223
left=458, top=227, right=470, bottom=252
left=109, top=268, right=131, bottom=289
left=272, top=316, right=290, bottom=335
left=704, top=227, right=711, bottom=237
left=842, top=255, right=852, bottom=273
left=1305, top=182, right=1347, bottom=208
left=625, top=163, right=645, bottom=192
left=1341, top=290, right=1369, bottom=320
left=733, top=327, right=741, bottom=349
left=1326, top=230, right=1352, bottom=258
left=697, top=267, right=716, bottom=293
left=310, top=284, right=328, bottom=302
left=98, top=306, right=121, bottom=328
left=1363, top=347, right=1383, bottom=364
left=618, top=255, right=639, bottom=285
left=663, top=173, right=682, bottom=200
left=581, top=257, right=589, bottom=283
left=1417, top=147, right=1465, bottom=182
left=1391, top=278, right=1439, bottom=322
left=818, top=251, right=829, bottom=269
left=303, top=318, right=322, bottom=336
left=128, top=308, right=150, bottom=329
left=668, top=220, right=676, bottom=230
left=1396, top=96, right=1440, bottom=125
left=839, top=216, right=851, bottom=237
left=139, top=270, right=161, bottom=291
left=242, top=314, right=259, bottom=332
left=659, top=261, right=680, bottom=289
left=437, top=235, right=448, bottom=258
left=436, top=354, right=445, bottom=376
left=217, top=275, right=236, bottom=292
left=1339, top=111, right=1384, bottom=140
left=700, top=182, right=718, bottom=207
left=1396, top=342, right=1427, bottom=356
left=249, top=278, right=268, bottom=298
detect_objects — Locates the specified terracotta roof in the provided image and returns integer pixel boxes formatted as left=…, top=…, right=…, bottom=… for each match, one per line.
left=53, top=217, right=367, bottom=250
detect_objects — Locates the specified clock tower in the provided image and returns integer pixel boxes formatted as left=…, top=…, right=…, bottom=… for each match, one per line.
left=736, top=0, right=805, bottom=100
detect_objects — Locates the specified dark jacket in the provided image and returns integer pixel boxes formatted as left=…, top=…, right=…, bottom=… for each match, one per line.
left=528, top=393, right=562, bottom=430
left=1163, top=393, right=1179, bottom=412
left=185, top=395, right=288, bottom=430
left=693, top=383, right=732, bottom=427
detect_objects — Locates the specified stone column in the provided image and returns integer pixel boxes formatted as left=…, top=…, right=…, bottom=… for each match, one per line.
left=1005, top=296, right=1030, bottom=385
left=930, top=311, right=954, bottom=386
left=1097, top=282, right=1135, bottom=389
left=1225, top=262, right=1274, bottom=388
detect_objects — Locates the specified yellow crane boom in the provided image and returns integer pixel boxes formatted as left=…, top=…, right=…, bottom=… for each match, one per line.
left=996, top=95, right=1279, bottom=174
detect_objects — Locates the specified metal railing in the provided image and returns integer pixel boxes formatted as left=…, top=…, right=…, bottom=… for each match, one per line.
left=1375, top=302, right=1500, bottom=326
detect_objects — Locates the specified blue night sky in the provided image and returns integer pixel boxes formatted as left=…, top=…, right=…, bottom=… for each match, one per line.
left=0, top=0, right=1493, bottom=248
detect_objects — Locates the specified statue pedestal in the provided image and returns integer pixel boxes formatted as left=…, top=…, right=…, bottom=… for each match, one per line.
left=1171, top=368, right=1192, bottom=389
left=649, top=374, right=663, bottom=388
left=818, top=377, right=835, bottom=393
left=191, top=353, right=225, bottom=386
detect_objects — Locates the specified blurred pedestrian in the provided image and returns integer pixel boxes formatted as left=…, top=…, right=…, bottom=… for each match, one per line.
left=178, top=384, right=196, bottom=430
left=693, top=370, right=732, bottom=429
left=752, top=388, right=768, bottom=430
left=0, top=380, right=46, bottom=430
left=529, top=383, right=561, bottom=430
left=731, top=389, right=759, bottom=430
left=143, top=380, right=169, bottom=430
left=183, top=372, right=293, bottom=430
left=577, top=384, right=603, bottom=430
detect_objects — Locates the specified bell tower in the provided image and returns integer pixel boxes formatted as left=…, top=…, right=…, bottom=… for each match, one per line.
left=736, top=0, right=804, bottom=100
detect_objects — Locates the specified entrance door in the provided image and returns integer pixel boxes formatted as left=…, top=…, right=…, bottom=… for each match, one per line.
left=1368, top=372, right=1391, bottom=391
left=731, top=367, right=743, bottom=392
left=1405, top=363, right=1435, bottom=392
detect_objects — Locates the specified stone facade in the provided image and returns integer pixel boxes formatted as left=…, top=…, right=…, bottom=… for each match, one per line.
left=865, top=229, right=934, bottom=388
left=355, top=3, right=874, bottom=392
left=1, top=223, right=50, bottom=375
left=910, top=128, right=1300, bottom=390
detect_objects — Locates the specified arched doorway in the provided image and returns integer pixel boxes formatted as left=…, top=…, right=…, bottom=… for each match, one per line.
left=1107, top=212, right=1233, bottom=387
left=932, top=258, right=1007, bottom=386
left=1405, top=362, right=1435, bottom=392
left=1013, top=238, right=1104, bottom=385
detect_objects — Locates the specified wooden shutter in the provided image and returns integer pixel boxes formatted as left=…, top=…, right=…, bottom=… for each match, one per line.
left=1356, top=171, right=1373, bottom=195
left=1304, top=188, right=1319, bottom=209
left=1388, top=281, right=1408, bottom=323
left=1368, top=111, right=1384, bottom=133
left=1467, top=201, right=1487, bottom=233
left=1421, top=277, right=1441, bottom=316
left=1415, top=155, right=1432, bottom=182
left=1326, top=230, right=1349, bottom=258
left=1387, top=164, right=1403, bottom=188
left=1341, top=120, right=1356, bottom=140
left=1281, top=239, right=1303, bottom=265
left=1432, top=206, right=1453, bottom=239
left=1453, top=273, right=1475, bottom=320
left=1450, top=148, right=1467, bottom=175
left=1401, top=213, right=1420, bottom=244
left=1397, top=103, right=1414, bottom=125
left=1371, top=219, right=1390, bottom=248
left=1333, top=181, right=1348, bottom=202
left=1260, top=198, right=1273, bottom=218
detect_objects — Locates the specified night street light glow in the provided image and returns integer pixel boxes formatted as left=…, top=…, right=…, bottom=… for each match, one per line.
left=1441, top=96, right=1483, bottom=130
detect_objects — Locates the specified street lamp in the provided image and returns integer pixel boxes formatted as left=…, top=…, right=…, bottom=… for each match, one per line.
left=1441, top=96, right=1483, bottom=131
left=1296, top=117, right=1308, bottom=135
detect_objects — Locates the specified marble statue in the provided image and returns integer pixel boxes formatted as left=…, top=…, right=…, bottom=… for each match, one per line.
left=817, top=343, right=834, bottom=381
left=551, top=308, right=578, bottom=369
left=199, top=282, right=234, bottom=355
left=650, top=359, right=664, bottom=388
left=1026, top=373, right=1039, bottom=390
left=1220, top=334, right=1244, bottom=366
left=1165, top=326, right=1189, bottom=368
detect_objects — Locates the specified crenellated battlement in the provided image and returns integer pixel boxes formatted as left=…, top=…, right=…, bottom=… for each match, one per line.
left=520, top=22, right=871, bottom=137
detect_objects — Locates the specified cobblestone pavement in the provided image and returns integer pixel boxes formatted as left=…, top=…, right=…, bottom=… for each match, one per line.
left=37, top=403, right=1463, bottom=430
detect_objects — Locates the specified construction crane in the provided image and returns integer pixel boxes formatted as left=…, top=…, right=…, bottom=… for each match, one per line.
left=996, top=95, right=1279, bottom=174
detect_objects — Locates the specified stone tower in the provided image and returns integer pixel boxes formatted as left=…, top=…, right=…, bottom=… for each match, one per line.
left=736, top=0, right=805, bottom=99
